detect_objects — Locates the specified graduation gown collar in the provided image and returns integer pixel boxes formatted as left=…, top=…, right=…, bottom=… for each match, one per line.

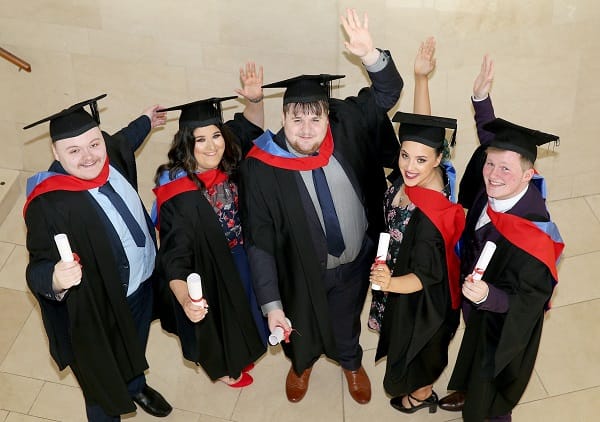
left=486, top=204, right=564, bottom=299
left=151, top=168, right=228, bottom=227
left=246, top=125, right=334, bottom=170
left=23, top=158, right=110, bottom=217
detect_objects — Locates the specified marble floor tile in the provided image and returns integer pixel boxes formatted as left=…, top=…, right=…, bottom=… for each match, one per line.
left=28, top=382, right=85, bottom=422
left=0, top=288, right=34, bottom=364
left=552, top=251, right=600, bottom=307
left=547, top=197, right=600, bottom=258
left=0, top=242, right=16, bottom=271
left=4, top=413, right=56, bottom=422
left=0, top=197, right=26, bottom=247
left=1, top=307, right=78, bottom=387
left=535, top=300, right=600, bottom=396
left=0, top=372, right=43, bottom=414
left=0, top=245, right=30, bottom=292
left=512, top=386, right=600, bottom=422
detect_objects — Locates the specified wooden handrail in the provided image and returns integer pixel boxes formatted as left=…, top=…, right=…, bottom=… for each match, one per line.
left=0, top=47, right=31, bottom=72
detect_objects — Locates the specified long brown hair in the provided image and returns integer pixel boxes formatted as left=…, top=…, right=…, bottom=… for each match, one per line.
left=154, top=123, right=241, bottom=189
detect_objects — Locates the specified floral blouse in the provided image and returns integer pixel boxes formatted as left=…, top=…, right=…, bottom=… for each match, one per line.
left=368, top=176, right=451, bottom=332
left=203, top=180, right=243, bottom=249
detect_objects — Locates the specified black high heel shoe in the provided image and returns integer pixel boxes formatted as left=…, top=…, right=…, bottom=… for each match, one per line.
left=390, top=390, right=438, bottom=414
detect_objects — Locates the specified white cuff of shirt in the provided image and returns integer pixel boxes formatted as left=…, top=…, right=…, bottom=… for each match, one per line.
left=472, top=94, right=489, bottom=102
left=474, top=291, right=489, bottom=305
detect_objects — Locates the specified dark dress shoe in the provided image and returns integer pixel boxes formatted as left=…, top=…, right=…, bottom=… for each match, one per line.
left=132, top=384, right=173, bottom=417
left=438, top=391, right=466, bottom=412
left=342, top=366, right=371, bottom=404
left=390, top=391, right=438, bottom=414
left=285, top=366, right=312, bottom=403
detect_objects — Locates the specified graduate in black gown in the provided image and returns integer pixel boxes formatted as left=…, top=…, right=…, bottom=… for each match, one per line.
left=240, top=9, right=402, bottom=404
left=369, top=37, right=464, bottom=415
left=24, top=95, right=172, bottom=421
left=443, top=55, right=564, bottom=422
left=153, top=63, right=267, bottom=388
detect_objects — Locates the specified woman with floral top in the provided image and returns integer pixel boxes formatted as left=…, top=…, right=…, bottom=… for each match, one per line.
left=369, top=38, right=465, bottom=414
left=152, top=63, right=267, bottom=388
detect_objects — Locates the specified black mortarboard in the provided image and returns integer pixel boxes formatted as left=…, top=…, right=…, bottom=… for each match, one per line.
left=262, top=74, right=345, bottom=104
left=23, top=94, right=106, bottom=142
left=483, top=118, right=559, bottom=163
left=393, top=112, right=458, bottom=148
left=158, top=96, right=237, bottom=130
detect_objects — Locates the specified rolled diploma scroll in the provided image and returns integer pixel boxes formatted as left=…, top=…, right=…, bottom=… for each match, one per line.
left=54, top=233, right=80, bottom=285
left=471, top=241, right=497, bottom=281
left=268, top=318, right=292, bottom=346
left=54, top=233, right=74, bottom=262
left=371, top=232, right=391, bottom=291
left=187, top=273, right=204, bottom=304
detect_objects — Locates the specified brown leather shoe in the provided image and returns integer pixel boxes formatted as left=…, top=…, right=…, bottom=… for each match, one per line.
left=342, top=366, right=371, bottom=404
left=438, top=391, right=465, bottom=411
left=285, top=366, right=312, bottom=403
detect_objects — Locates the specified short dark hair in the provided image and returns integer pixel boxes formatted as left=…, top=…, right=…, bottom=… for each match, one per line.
left=283, top=100, right=329, bottom=117
left=154, top=123, right=241, bottom=189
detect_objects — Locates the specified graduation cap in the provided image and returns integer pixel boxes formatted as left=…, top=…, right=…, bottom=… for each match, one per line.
left=262, top=74, right=345, bottom=104
left=393, top=112, right=458, bottom=148
left=483, top=118, right=560, bottom=163
left=158, top=96, right=237, bottom=130
left=23, top=94, right=107, bottom=142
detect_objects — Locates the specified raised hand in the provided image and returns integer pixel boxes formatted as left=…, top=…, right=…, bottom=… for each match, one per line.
left=341, top=8, right=376, bottom=64
left=234, top=61, right=264, bottom=103
left=473, top=54, right=494, bottom=100
left=414, top=37, right=436, bottom=78
left=142, top=104, right=167, bottom=129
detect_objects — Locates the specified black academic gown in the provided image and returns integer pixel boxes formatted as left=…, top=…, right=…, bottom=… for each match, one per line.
left=448, top=186, right=554, bottom=421
left=155, top=189, right=266, bottom=380
left=154, top=114, right=266, bottom=380
left=375, top=180, right=460, bottom=397
left=240, top=55, right=402, bottom=374
left=24, top=117, right=155, bottom=416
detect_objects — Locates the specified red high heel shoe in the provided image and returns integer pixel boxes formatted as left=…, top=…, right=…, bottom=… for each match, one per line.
left=223, top=372, right=253, bottom=388
left=242, top=363, right=255, bottom=373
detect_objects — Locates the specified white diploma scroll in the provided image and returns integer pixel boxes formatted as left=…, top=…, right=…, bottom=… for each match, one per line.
left=54, top=233, right=74, bottom=263
left=54, top=233, right=81, bottom=286
left=372, top=232, right=391, bottom=291
left=471, top=241, right=497, bottom=281
left=187, top=273, right=204, bottom=303
left=268, top=318, right=292, bottom=346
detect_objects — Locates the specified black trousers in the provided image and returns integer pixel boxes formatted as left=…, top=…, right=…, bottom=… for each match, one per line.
left=83, top=278, right=153, bottom=422
left=323, top=236, right=374, bottom=371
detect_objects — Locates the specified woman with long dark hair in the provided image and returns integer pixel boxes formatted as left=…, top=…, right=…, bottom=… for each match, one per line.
left=370, top=39, right=465, bottom=413
left=153, top=63, right=267, bottom=388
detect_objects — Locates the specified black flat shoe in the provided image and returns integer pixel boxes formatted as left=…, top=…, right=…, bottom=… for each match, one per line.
left=390, top=391, right=438, bottom=414
left=132, top=384, right=173, bottom=417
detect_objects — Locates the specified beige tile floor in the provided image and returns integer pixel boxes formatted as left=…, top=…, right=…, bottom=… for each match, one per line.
left=2, top=1, right=600, bottom=421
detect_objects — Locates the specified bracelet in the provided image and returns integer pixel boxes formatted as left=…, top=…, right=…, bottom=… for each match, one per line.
left=248, top=94, right=264, bottom=103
